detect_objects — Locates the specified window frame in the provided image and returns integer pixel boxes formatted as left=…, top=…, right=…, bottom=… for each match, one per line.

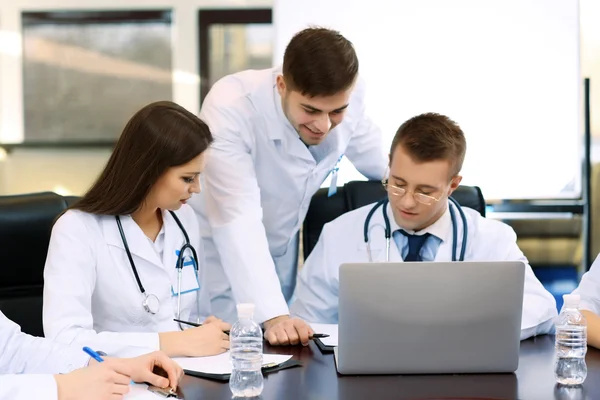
left=197, top=8, right=272, bottom=105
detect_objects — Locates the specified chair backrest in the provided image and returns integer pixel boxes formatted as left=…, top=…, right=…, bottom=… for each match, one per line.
left=302, top=180, right=486, bottom=260
left=0, top=192, right=71, bottom=336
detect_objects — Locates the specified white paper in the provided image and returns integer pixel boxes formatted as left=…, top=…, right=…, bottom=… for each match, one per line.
left=125, top=384, right=160, bottom=399
left=310, top=323, right=338, bottom=347
left=173, top=352, right=292, bottom=374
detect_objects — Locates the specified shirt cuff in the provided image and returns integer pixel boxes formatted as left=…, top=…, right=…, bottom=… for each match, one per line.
left=111, top=333, right=161, bottom=358
left=68, top=333, right=161, bottom=358
left=0, top=374, right=59, bottom=400
left=259, top=302, right=291, bottom=325
left=52, top=347, right=93, bottom=373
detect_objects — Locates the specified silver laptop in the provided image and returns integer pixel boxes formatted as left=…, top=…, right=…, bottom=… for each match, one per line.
left=334, top=261, right=525, bottom=375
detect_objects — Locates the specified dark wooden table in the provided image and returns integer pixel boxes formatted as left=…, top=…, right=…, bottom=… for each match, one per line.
left=177, top=335, right=600, bottom=399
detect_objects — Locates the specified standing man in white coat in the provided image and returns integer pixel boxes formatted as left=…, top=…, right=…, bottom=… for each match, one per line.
left=191, top=27, right=387, bottom=345
left=290, top=112, right=558, bottom=340
left=0, top=311, right=182, bottom=400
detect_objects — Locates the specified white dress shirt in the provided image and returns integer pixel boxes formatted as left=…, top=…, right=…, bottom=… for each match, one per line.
left=0, top=311, right=90, bottom=400
left=291, top=201, right=558, bottom=340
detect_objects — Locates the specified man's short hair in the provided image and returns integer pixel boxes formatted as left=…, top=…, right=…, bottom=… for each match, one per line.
left=282, top=27, right=359, bottom=97
left=390, top=113, right=467, bottom=177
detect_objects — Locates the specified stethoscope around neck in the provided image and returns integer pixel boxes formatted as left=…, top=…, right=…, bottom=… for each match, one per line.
left=364, top=196, right=468, bottom=262
left=115, top=210, right=199, bottom=331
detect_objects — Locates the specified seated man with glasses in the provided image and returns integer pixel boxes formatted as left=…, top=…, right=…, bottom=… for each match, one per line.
left=290, top=112, right=557, bottom=340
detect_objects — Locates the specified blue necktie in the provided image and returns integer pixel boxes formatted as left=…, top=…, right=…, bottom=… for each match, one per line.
left=399, top=230, right=431, bottom=262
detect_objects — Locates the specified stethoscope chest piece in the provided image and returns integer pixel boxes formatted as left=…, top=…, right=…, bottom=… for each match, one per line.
left=142, top=293, right=160, bottom=314
left=116, top=211, right=199, bottom=323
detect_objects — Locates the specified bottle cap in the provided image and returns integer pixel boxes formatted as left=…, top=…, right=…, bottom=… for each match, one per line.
left=236, top=303, right=255, bottom=318
left=563, top=294, right=580, bottom=308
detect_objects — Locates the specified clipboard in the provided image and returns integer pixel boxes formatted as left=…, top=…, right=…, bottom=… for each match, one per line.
left=145, top=366, right=182, bottom=398
left=314, top=337, right=335, bottom=353
left=310, top=323, right=338, bottom=353
left=183, top=358, right=302, bottom=381
left=147, top=385, right=182, bottom=398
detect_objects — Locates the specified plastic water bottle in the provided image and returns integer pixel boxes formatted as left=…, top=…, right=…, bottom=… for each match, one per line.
left=229, top=303, right=264, bottom=398
left=555, top=294, right=587, bottom=385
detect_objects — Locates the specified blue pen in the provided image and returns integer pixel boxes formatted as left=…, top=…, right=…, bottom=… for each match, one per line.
left=82, top=346, right=105, bottom=363
left=82, top=347, right=134, bottom=384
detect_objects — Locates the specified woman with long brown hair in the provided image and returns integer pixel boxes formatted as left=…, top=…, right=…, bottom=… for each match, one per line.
left=42, top=101, right=230, bottom=357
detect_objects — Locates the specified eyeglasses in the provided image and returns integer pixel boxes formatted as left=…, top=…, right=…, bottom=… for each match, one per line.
left=382, top=179, right=442, bottom=206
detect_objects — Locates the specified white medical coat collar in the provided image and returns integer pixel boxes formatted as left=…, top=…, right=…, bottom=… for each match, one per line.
left=252, top=67, right=315, bottom=164
left=270, top=67, right=293, bottom=140
left=102, top=209, right=184, bottom=270
left=387, top=200, right=452, bottom=243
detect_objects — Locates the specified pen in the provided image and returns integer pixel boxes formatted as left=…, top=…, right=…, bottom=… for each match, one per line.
left=83, top=346, right=134, bottom=385
left=311, top=334, right=330, bottom=339
left=82, top=346, right=105, bottom=363
left=173, top=319, right=230, bottom=335
left=173, top=318, right=200, bottom=327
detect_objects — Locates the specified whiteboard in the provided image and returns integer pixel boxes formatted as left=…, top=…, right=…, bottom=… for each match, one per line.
left=273, top=0, right=581, bottom=200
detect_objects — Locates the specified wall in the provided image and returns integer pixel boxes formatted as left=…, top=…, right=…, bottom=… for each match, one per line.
left=0, top=0, right=271, bottom=195
left=1, top=0, right=600, bottom=198
left=0, top=148, right=111, bottom=195
left=273, top=0, right=582, bottom=201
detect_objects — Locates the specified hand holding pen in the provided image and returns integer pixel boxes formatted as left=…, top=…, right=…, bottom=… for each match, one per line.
left=174, top=318, right=330, bottom=340
left=159, top=318, right=231, bottom=357
left=82, top=347, right=183, bottom=389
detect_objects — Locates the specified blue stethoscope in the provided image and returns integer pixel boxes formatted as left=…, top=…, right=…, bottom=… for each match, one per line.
left=115, top=210, right=199, bottom=330
left=364, top=197, right=468, bottom=262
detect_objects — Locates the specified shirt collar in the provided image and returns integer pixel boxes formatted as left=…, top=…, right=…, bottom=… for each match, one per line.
left=387, top=200, right=452, bottom=242
left=271, top=67, right=298, bottom=138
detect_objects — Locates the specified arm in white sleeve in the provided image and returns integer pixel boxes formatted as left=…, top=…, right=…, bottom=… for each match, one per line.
left=492, top=224, right=557, bottom=340
left=518, top=261, right=557, bottom=340
left=0, top=311, right=90, bottom=400
left=43, top=212, right=159, bottom=356
left=290, top=224, right=339, bottom=323
left=0, top=375, right=60, bottom=400
left=200, top=105, right=288, bottom=323
left=573, top=254, right=600, bottom=315
left=0, top=311, right=90, bottom=375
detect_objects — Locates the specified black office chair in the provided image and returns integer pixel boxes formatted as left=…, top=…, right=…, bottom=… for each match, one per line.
left=64, top=195, right=80, bottom=208
left=302, top=180, right=486, bottom=260
left=0, top=192, right=72, bottom=336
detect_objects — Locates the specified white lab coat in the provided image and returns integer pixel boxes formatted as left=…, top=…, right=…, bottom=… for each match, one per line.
left=43, top=205, right=211, bottom=357
left=0, top=311, right=90, bottom=400
left=291, top=201, right=558, bottom=340
left=572, top=254, right=600, bottom=314
left=190, top=66, right=387, bottom=323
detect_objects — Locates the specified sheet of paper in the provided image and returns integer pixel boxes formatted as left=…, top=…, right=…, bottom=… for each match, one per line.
left=310, top=323, right=339, bottom=347
left=173, top=352, right=292, bottom=374
left=125, top=384, right=162, bottom=399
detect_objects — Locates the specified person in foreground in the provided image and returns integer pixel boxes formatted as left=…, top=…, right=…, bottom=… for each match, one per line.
left=0, top=311, right=182, bottom=400
left=42, top=101, right=229, bottom=358
left=570, top=257, right=600, bottom=349
left=290, top=112, right=558, bottom=340
left=190, top=26, right=387, bottom=346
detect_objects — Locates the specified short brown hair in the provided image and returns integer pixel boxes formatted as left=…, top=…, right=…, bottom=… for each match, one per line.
left=390, top=113, right=466, bottom=177
left=71, top=101, right=213, bottom=216
left=282, top=27, right=358, bottom=97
